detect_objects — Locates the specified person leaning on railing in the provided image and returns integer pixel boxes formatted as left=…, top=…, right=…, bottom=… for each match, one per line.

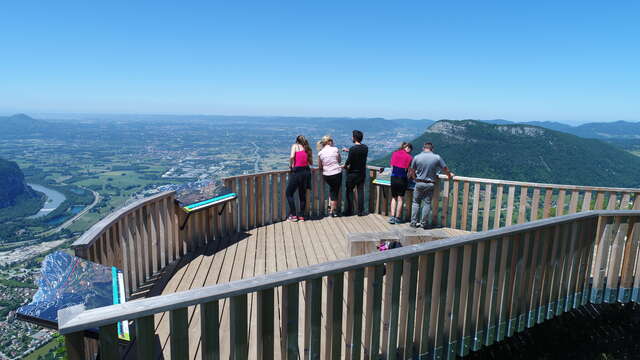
left=342, top=130, right=368, bottom=216
left=408, top=142, right=454, bottom=229
left=286, top=135, right=313, bottom=222
left=317, top=135, right=342, bottom=217
left=388, top=142, right=413, bottom=225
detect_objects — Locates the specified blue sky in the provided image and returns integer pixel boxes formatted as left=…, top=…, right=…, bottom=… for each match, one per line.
left=0, top=1, right=638, bottom=124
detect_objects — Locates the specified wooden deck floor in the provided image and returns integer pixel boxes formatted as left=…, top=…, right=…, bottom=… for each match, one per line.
left=151, top=214, right=406, bottom=359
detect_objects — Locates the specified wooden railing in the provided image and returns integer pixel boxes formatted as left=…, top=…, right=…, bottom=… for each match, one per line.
left=367, top=167, right=640, bottom=228
left=60, top=210, right=640, bottom=360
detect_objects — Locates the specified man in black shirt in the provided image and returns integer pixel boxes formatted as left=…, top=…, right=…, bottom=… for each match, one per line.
left=343, top=130, right=368, bottom=216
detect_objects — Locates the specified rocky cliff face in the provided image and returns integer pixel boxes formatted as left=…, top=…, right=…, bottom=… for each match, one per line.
left=0, top=158, right=36, bottom=208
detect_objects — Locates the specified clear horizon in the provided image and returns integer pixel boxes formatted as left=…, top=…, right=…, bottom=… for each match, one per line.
left=1, top=1, right=639, bottom=124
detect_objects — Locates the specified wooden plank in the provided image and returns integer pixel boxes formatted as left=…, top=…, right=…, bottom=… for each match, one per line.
left=590, top=224, right=615, bottom=303
left=170, top=307, right=189, bottom=360
left=136, top=315, right=156, bottom=360
left=450, top=181, right=459, bottom=229
left=201, top=301, right=220, bottom=360
left=281, top=173, right=288, bottom=220
left=241, top=177, right=248, bottom=230
left=471, top=183, right=480, bottom=231
left=605, top=223, right=628, bottom=303
left=525, top=231, right=542, bottom=327
left=518, top=187, right=528, bottom=224
left=427, top=249, right=449, bottom=358
left=618, top=220, right=639, bottom=302
left=530, top=188, right=541, bottom=222
left=505, top=186, right=516, bottom=227
left=230, top=294, right=249, bottom=360
left=494, top=235, right=514, bottom=342
left=482, top=184, right=492, bottom=232
left=493, top=185, right=504, bottom=230
left=248, top=176, right=256, bottom=229
left=620, top=193, right=631, bottom=210
left=98, top=323, right=120, bottom=360
left=345, top=269, right=364, bottom=360
left=461, top=182, right=470, bottom=230
left=482, top=238, right=500, bottom=346
left=543, top=226, right=562, bottom=319
left=556, top=190, right=566, bottom=217
left=542, top=188, right=553, bottom=219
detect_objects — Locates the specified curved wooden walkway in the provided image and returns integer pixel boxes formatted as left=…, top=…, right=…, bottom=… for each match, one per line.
left=153, top=214, right=395, bottom=359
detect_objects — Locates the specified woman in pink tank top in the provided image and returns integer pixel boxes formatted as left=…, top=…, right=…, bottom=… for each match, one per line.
left=286, top=135, right=312, bottom=222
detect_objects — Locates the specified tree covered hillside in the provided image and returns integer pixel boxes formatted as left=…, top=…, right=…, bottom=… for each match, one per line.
left=374, top=120, right=640, bottom=188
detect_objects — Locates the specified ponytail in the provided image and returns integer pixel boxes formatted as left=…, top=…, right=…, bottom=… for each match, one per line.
left=296, top=135, right=313, bottom=165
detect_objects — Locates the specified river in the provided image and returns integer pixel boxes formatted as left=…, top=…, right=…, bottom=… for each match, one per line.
left=27, top=183, right=67, bottom=219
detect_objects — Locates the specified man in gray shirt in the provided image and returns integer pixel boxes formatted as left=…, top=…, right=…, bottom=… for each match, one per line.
left=409, top=142, right=454, bottom=228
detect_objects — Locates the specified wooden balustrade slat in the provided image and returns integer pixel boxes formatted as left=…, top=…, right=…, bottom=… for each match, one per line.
left=280, top=173, right=287, bottom=220
left=441, top=180, right=450, bottom=227
left=383, top=261, right=402, bottom=360
left=443, top=247, right=463, bottom=358
left=325, top=273, right=343, bottom=360
left=415, top=253, right=435, bottom=356
left=123, top=215, right=137, bottom=294
left=591, top=223, right=616, bottom=303
left=450, top=181, right=460, bottom=229
left=428, top=249, right=450, bottom=358
left=517, top=187, right=528, bottom=224
left=619, top=221, right=639, bottom=302
left=555, top=224, right=572, bottom=314
left=505, top=186, right=516, bottom=227
left=345, top=269, right=364, bottom=360
left=565, top=222, right=582, bottom=310
left=605, top=222, right=628, bottom=303
left=470, top=240, right=489, bottom=351
left=432, top=181, right=441, bottom=226
left=201, top=301, right=220, bottom=360
left=534, top=228, right=552, bottom=323
left=607, top=193, right=618, bottom=210
left=170, top=307, right=189, bottom=360
left=542, top=188, right=553, bottom=219
left=573, top=221, right=590, bottom=307
left=259, top=174, right=266, bottom=227
left=281, top=283, right=300, bottom=359
left=135, top=315, right=156, bottom=360
left=257, top=289, right=274, bottom=360
left=230, top=294, right=249, bottom=360
left=98, top=323, right=119, bottom=360
left=582, top=191, right=592, bottom=212
left=634, top=195, right=640, bottom=210
left=461, top=182, right=470, bottom=231
left=494, top=235, right=513, bottom=343
left=545, top=225, right=563, bottom=319
left=493, top=185, right=504, bottom=230
left=530, top=188, right=541, bottom=222
left=312, top=170, right=319, bottom=217
left=64, top=332, right=86, bottom=360
left=568, top=191, right=579, bottom=214
left=516, top=232, right=534, bottom=332
left=399, top=257, right=418, bottom=359
left=620, top=193, right=631, bottom=210
left=482, top=238, right=500, bottom=346
left=241, top=177, right=248, bottom=230
left=143, top=207, right=153, bottom=277
left=248, top=176, right=256, bottom=229
left=304, top=278, right=322, bottom=359
left=270, top=175, right=278, bottom=223
left=471, top=183, right=480, bottom=231
left=456, top=243, right=476, bottom=356
left=505, top=235, right=523, bottom=338
left=595, top=192, right=605, bottom=210
left=482, top=184, right=492, bottom=232
left=133, top=209, right=146, bottom=283
left=365, top=265, right=384, bottom=360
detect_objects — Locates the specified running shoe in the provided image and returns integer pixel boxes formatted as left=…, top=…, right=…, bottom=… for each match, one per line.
left=287, top=215, right=298, bottom=222
left=388, top=217, right=396, bottom=224
left=298, top=216, right=305, bottom=222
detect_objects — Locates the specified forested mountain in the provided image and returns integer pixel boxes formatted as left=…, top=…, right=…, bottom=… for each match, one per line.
left=0, top=158, right=41, bottom=209
left=374, top=120, right=640, bottom=188
left=477, top=119, right=640, bottom=140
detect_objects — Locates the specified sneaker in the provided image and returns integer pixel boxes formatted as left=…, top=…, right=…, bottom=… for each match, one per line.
left=287, top=215, right=298, bottom=222
left=422, top=223, right=435, bottom=230
left=393, top=217, right=402, bottom=224
left=298, top=216, right=305, bottom=222
left=357, top=212, right=367, bottom=217
left=409, top=222, right=419, bottom=228
left=331, top=212, right=339, bottom=218
left=388, top=217, right=396, bottom=224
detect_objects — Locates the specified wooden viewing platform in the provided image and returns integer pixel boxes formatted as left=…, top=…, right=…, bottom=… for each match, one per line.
left=59, top=167, right=640, bottom=360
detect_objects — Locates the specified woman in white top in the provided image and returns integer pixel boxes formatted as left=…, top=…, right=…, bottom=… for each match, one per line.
left=317, top=135, right=342, bottom=217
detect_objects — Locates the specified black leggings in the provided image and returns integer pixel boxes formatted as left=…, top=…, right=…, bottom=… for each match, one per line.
left=286, top=167, right=309, bottom=217
left=323, top=173, right=342, bottom=200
